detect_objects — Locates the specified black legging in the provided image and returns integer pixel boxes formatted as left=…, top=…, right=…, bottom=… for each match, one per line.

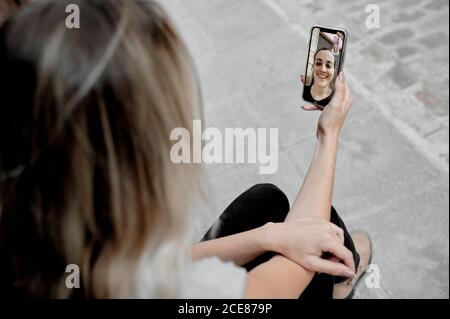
left=201, top=183, right=360, bottom=299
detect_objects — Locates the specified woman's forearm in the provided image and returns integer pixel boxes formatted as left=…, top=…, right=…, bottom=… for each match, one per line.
left=245, top=255, right=314, bottom=298
left=190, top=225, right=269, bottom=266
left=287, top=134, right=339, bottom=222
left=191, top=225, right=319, bottom=299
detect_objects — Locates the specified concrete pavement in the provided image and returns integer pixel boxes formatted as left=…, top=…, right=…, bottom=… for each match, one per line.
left=161, top=0, right=449, bottom=298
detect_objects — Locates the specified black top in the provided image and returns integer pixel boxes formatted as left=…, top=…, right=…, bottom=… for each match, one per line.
left=303, top=85, right=334, bottom=107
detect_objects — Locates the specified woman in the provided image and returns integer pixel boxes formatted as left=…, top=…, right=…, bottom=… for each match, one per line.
left=0, top=0, right=371, bottom=299
left=303, top=48, right=337, bottom=106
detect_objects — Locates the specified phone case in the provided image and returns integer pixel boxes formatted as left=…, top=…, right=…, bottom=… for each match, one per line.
left=302, top=25, right=348, bottom=107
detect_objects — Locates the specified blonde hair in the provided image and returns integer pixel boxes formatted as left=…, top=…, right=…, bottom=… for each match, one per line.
left=0, top=0, right=26, bottom=23
left=0, top=0, right=202, bottom=298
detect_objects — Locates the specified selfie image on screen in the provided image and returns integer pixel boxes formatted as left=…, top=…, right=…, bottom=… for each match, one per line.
left=304, top=27, right=345, bottom=107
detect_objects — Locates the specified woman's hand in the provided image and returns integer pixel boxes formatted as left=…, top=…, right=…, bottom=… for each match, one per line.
left=301, top=73, right=354, bottom=139
left=263, top=218, right=355, bottom=277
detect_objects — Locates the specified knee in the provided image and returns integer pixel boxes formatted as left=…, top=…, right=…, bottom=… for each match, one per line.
left=330, top=205, right=340, bottom=224
left=246, top=184, right=290, bottom=220
left=247, top=184, right=288, bottom=203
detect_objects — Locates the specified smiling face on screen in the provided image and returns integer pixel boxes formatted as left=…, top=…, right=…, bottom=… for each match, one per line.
left=313, top=49, right=336, bottom=89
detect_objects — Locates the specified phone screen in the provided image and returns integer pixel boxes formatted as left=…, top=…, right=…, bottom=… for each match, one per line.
left=303, top=26, right=347, bottom=107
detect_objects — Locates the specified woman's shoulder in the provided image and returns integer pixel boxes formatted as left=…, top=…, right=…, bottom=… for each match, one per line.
left=182, top=256, right=247, bottom=299
left=134, top=255, right=247, bottom=299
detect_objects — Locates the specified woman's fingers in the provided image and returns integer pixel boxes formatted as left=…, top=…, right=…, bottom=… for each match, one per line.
left=343, top=74, right=354, bottom=109
left=329, top=224, right=345, bottom=244
left=329, top=72, right=345, bottom=107
left=338, top=72, right=353, bottom=110
left=321, top=238, right=355, bottom=274
left=327, top=256, right=341, bottom=263
left=301, top=105, right=323, bottom=111
left=300, top=75, right=305, bottom=84
left=307, top=256, right=355, bottom=278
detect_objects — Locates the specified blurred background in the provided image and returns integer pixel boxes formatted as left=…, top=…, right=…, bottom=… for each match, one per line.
left=160, top=0, right=449, bottom=298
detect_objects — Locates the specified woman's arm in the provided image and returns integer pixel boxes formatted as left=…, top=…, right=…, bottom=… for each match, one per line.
left=192, top=218, right=355, bottom=296
left=192, top=219, right=354, bottom=298
left=287, top=73, right=353, bottom=222
left=190, top=218, right=354, bottom=274
left=190, top=226, right=268, bottom=266
left=244, top=75, right=355, bottom=298
left=194, top=74, right=355, bottom=298
left=244, top=220, right=354, bottom=298
left=287, top=135, right=338, bottom=222
left=245, top=255, right=314, bottom=298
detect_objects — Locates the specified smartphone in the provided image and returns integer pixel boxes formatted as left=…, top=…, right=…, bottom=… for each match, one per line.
left=302, top=25, right=348, bottom=107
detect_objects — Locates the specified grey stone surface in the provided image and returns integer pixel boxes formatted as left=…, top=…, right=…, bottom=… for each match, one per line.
left=161, top=0, right=449, bottom=298
left=380, top=28, right=415, bottom=45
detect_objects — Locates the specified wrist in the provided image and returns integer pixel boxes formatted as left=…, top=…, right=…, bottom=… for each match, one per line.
left=261, top=222, right=282, bottom=253
left=317, top=132, right=339, bottom=146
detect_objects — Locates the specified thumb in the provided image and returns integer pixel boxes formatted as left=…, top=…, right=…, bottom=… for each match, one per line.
left=301, top=105, right=323, bottom=111
left=330, top=72, right=345, bottom=105
left=300, top=75, right=305, bottom=85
